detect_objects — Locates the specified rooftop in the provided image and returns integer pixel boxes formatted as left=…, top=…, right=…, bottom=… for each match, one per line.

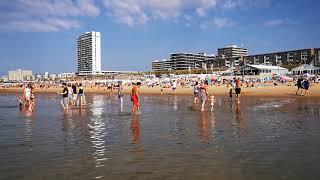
left=291, top=64, right=320, bottom=71
left=245, top=64, right=288, bottom=70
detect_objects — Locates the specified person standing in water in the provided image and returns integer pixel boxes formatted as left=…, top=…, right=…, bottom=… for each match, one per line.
left=78, top=83, right=86, bottom=106
left=67, top=83, right=73, bottom=105
left=71, top=83, right=78, bottom=106
left=193, top=81, right=200, bottom=104
left=131, top=82, right=141, bottom=115
left=235, top=78, right=242, bottom=102
left=172, top=80, right=177, bottom=95
left=23, top=84, right=31, bottom=108
left=200, top=81, right=209, bottom=112
left=117, top=81, right=124, bottom=106
left=59, top=83, right=69, bottom=110
left=229, top=88, right=233, bottom=102
left=296, top=77, right=303, bottom=96
left=28, top=84, right=35, bottom=112
left=303, top=79, right=310, bottom=96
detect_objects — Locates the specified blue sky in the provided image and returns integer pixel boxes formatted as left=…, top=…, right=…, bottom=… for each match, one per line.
left=0, top=0, right=319, bottom=75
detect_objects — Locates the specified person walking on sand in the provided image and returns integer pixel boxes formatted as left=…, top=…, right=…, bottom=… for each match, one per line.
left=303, top=79, right=310, bottom=96
left=131, top=82, right=141, bottom=115
left=59, top=83, right=69, bottom=110
left=296, top=77, right=303, bottom=95
left=194, top=81, right=200, bottom=104
left=200, top=81, right=209, bottom=112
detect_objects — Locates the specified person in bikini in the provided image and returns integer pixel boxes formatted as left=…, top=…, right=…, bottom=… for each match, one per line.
left=28, top=84, right=35, bottom=112
left=23, top=84, right=31, bottom=108
left=200, top=81, right=209, bottom=112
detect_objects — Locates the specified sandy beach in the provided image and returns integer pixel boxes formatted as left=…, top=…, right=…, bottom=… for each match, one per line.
left=1, top=84, right=319, bottom=97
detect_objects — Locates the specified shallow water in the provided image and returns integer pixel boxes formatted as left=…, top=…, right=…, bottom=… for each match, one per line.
left=0, top=94, right=320, bottom=179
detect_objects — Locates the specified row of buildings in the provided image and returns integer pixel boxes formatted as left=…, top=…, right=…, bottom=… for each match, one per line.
left=1, top=69, right=76, bottom=82
left=151, top=45, right=320, bottom=72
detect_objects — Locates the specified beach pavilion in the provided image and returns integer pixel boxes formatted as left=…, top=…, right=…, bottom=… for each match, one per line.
left=235, top=64, right=289, bottom=75
left=291, top=64, right=320, bottom=75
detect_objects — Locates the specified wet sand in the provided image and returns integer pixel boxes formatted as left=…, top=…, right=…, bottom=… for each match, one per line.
left=1, top=94, right=320, bottom=179
left=1, top=84, right=320, bottom=97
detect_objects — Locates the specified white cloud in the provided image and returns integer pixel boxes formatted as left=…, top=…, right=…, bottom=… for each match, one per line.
left=0, top=0, right=100, bottom=32
left=103, top=0, right=149, bottom=27
left=213, top=17, right=235, bottom=28
left=264, top=18, right=297, bottom=27
left=102, top=0, right=218, bottom=25
left=223, top=0, right=237, bottom=9
left=0, top=18, right=80, bottom=32
left=0, top=0, right=274, bottom=31
left=200, top=17, right=235, bottom=29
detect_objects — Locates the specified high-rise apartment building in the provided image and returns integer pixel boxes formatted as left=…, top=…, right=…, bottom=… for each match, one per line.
left=218, top=45, right=247, bottom=58
left=8, top=69, right=32, bottom=81
left=77, top=31, right=101, bottom=74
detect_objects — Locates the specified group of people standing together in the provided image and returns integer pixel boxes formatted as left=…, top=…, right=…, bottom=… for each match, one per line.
left=193, top=81, right=215, bottom=112
left=59, top=83, right=86, bottom=110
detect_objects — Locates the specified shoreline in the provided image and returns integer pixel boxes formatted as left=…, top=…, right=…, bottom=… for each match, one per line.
left=1, top=84, right=319, bottom=98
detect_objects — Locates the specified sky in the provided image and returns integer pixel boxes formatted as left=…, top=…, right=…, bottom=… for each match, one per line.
left=0, top=0, right=319, bottom=75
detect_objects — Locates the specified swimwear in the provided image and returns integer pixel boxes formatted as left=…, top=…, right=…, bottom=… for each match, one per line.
left=235, top=87, right=241, bottom=94
left=133, top=95, right=139, bottom=106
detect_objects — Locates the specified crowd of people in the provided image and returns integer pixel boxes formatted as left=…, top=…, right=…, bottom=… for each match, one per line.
left=14, top=74, right=319, bottom=114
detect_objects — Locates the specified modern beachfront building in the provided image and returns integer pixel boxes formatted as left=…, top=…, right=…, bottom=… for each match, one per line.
left=218, top=45, right=248, bottom=58
left=152, top=59, right=172, bottom=71
left=170, top=53, right=214, bottom=70
left=235, top=65, right=289, bottom=75
left=291, top=64, right=320, bottom=75
left=77, top=31, right=101, bottom=75
left=8, top=69, right=33, bottom=81
left=215, top=48, right=320, bottom=68
left=152, top=53, right=215, bottom=71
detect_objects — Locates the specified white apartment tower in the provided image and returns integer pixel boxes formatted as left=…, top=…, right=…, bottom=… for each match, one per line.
left=77, top=31, right=101, bottom=74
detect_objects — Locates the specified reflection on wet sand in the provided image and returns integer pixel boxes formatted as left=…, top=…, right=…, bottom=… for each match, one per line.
left=88, top=96, right=108, bottom=169
left=21, top=109, right=35, bottom=151
left=2, top=94, right=320, bottom=179
left=198, top=111, right=216, bottom=144
left=131, top=115, right=142, bottom=159
left=199, top=113, right=209, bottom=144
left=234, top=101, right=243, bottom=127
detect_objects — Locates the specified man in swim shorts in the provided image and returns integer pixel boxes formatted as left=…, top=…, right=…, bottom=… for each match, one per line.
left=131, top=82, right=141, bottom=115
left=235, top=78, right=242, bottom=101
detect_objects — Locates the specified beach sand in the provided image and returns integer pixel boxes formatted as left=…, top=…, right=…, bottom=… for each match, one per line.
left=1, top=84, right=319, bottom=97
